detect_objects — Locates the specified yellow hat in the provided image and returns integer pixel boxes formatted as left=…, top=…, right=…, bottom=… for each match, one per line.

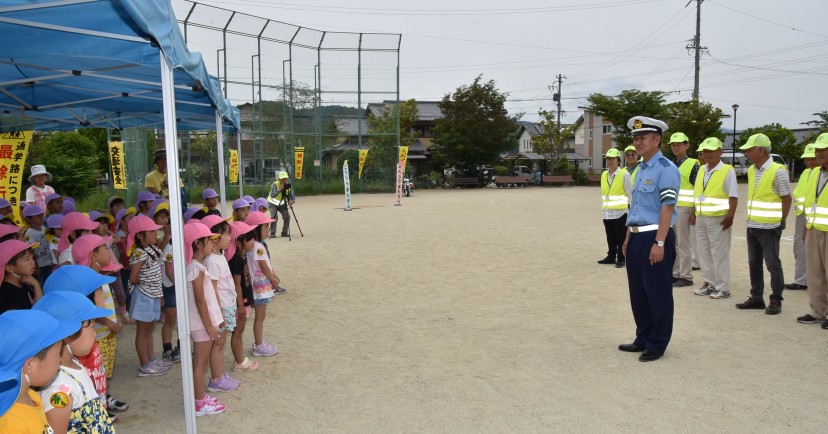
left=623, top=145, right=636, bottom=154
left=605, top=148, right=622, bottom=159
left=278, top=171, right=289, bottom=180
left=696, top=137, right=723, bottom=152
left=668, top=132, right=690, bottom=144
left=739, top=133, right=772, bottom=150
left=812, top=132, right=828, bottom=150
left=801, top=143, right=816, bottom=159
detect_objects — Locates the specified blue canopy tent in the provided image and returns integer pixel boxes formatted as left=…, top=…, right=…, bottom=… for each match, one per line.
left=0, top=1, right=240, bottom=430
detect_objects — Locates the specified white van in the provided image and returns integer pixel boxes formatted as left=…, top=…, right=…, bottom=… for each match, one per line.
left=720, top=152, right=787, bottom=178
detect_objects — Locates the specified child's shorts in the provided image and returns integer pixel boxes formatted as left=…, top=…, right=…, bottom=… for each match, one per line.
left=97, top=333, right=117, bottom=379
left=129, top=290, right=161, bottom=322
left=218, top=306, right=237, bottom=333
left=162, top=285, right=176, bottom=309
left=191, top=328, right=211, bottom=343
left=253, top=297, right=271, bottom=306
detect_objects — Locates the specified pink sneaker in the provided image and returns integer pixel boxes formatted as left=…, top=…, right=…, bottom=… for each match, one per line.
left=195, top=395, right=225, bottom=416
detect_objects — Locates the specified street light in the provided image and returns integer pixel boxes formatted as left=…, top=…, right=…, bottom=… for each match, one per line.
left=732, top=104, right=739, bottom=166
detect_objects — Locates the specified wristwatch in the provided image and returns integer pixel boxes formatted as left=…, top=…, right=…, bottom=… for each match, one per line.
left=654, top=240, right=665, bottom=247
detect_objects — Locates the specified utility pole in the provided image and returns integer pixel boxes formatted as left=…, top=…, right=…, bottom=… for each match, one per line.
left=551, top=74, right=566, bottom=129
left=686, top=0, right=707, bottom=101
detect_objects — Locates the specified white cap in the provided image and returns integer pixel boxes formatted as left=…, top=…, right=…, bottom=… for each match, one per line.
left=627, top=116, right=668, bottom=136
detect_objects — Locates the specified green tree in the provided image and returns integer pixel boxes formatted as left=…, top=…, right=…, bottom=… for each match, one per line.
left=366, top=98, right=419, bottom=173
left=662, top=100, right=726, bottom=159
left=736, top=123, right=797, bottom=165
left=584, top=89, right=669, bottom=148
left=532, top=109, right=575, bottom=175
left=801, top=111, right=828, bottom=143
left=28, top=132, right=100, bottom=200
left=431, top=76, right=520, bottom=173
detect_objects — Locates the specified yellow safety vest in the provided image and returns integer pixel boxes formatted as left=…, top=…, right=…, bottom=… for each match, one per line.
left=805, top=167, right=828, bottom=230
left=792, top=167, right=813, bottom=216
left=623, top=164, right=639, bottom=185
left=746, top=163, right=784, bottom=224
left=677, top=157, right=699, bottom=207
left=601, top=169, right=628, bottom=210
left=693, top=164, right=734, bottom=217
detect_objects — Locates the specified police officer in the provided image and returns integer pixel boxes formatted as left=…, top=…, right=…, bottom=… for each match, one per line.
left=668, top=133, right=700, bottom=288
left=267, top=171, right=295, bottom=238
left=786, top=143, right=819, bottom=291
left=736, top=133, right=792, bottom=315
left=619, top=116, right=680, bottom=362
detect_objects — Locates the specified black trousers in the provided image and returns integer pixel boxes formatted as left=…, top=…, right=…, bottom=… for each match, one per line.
left=603, top=214, right=628, bottom=261
left=747, top=226, right=784, bottom=302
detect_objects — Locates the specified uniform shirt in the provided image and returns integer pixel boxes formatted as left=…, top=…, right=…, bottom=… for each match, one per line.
left=747, top=157, right=792, bottom=229
left=627, top=150, right=681, bottom=226
left=601, top=167, right=632, bottom=220
left=24, top=227, right=52, bottom=268
left=0, top=281, right=35, bottom=314
left=40, top=362, right=101, bottom=414
left=0, top=389, right=53, bottom=433
left=702, top=161, right=739, bottom=198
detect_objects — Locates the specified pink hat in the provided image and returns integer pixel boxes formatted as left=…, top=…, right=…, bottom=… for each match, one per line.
left=225, top=221, right=257, bottom=260
left=199, top=215, right=226, bottom=231
left=127, top=214, right=162, bottom=255
left=71, top=234, right=112, bottom=268
left=58, top=212, right=99, bottom=255
left=0, top=240, right=38, bottom=283
left=183, top=221, right=219, bottom=263
left=0, top=224, right=22, bottom=240
left=245, top=211, right=275, bottom=226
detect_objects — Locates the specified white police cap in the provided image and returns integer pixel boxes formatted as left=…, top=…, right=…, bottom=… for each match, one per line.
left=627, top=116, right=668, bottom=136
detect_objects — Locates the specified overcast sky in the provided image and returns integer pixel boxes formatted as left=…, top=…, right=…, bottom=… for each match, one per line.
left=177, top=0, right=828, bottom=131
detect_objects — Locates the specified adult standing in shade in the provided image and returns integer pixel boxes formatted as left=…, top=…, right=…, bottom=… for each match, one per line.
left=668, top=133, right=700, bottom=288
left=736, top=133, right=792, bottom=315
left=786, top=143, right=819, bottom=291
left=618, top=116, right=680, bottom=363
left=598, top=148, right=632, bottom=268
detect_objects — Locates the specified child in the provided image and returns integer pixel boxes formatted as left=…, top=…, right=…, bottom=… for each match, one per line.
left=107, top=196, right=125, bottom=220
left=183, top=206, right=202, bottom=223
left=231, top=198, right=250, bottom=222
left=23, top=205, right=53, bottom=286
left=184, top=222, right=226, bottom=416
left=242, top=195, right=255, bottom=207
left=46, top=214, right=63, bottom=265
left=227, top=221, right=260, bottom=372
left=113, top=207, right=135, bottom=324
left=134, top=191, right=155, bottom=216
left=0, top=309, right=80, bottom=432
left=62, top=199, right=75, bottom=215
left=254, top=198, right=269, bottom=214
left=127, top=214, right=171, bottom=377
left=57, top=212, right=99, bottom=267
left=25, top=165, right=56, bottom=211
left=245, top=211, right=280, bottom=357
left=88, top=211, right=115, bottom=238
left=0, top=198, right=12, bottom=217
left=192, top=188, right=222, bottom=219
left=44, top=193, right=63, bottom=216
left=0, top=223, right=23, bottom=242
left=0, top=239, right=43, bottom=314
left=152, top=201, right=180, bottom=363
left=33, top=291, right=114, bottom=433
left=203, top=216, right=241, bottom=391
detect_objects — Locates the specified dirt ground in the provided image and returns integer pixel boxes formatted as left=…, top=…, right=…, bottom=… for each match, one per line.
left=112, top=185, right=826, bottom=433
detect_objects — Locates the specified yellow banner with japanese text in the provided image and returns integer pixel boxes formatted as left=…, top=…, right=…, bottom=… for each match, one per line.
left=294, top=147, right=305, bottom=180
left=0, top=131, right=32, bottom=225
left=358, top=149, right=368, bottom=179
left=229, top=149, right=239, bottom=184
left=108, top=141, right=127, bottom=190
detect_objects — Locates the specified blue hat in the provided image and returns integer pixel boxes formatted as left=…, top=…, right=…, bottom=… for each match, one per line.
left=0, top=310, right=80, bottom=416
left=43, top=265, right=116, bottom=296
left=32, top=291, right=113, bottom=323
left=202, top=188, right=219, bottom=200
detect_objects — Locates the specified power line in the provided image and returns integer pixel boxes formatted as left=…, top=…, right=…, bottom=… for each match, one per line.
left=707, top=0, right=828, bottom=40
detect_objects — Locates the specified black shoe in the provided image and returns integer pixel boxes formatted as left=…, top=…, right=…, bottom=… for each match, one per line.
left=618, top=343, right=645, bottom=352
left=597, top=256, right=615, bottom=264
left=639, top=351, right=661, bottom=362
left=615, top=260, right=625, bottom=268
left=822, top=320, right=828, bottom=330
left=765, top=300, right=782, bottom=315
left=736, top=297, right=766, bottom=310
left=784, top=283, right=807, bottom=290
left=692, top=266, right=701, bottom=271
left=672, top=277, right=679, bottom=283
left=673, top=278, right=693, bottom=288
left=281, top=232, right=289, bottom=237
left=269, top=233, right=277, bottom=239
left=797, top=314, right=823, bottom=324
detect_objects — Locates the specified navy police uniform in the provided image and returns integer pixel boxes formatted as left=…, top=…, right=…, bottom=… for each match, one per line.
left=623, top=116, right=680, bottom=361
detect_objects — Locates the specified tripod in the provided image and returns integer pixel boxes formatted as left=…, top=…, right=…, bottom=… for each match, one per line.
left=276, top=184, right=303, bottom=241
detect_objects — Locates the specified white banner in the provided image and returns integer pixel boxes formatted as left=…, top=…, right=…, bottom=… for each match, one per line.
left=343, top=160, right=352, bottom=211
left=394, top=160, right=403, bottom=206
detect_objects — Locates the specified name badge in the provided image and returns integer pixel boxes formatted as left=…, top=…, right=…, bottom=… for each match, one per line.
left=698, top=195, right=705, bottom=202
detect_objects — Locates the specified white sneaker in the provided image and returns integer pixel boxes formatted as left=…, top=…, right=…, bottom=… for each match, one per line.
left=195, top=395, right=226, bottom=416
left=709, top=290, right=730, bottom=299
left=694, top=283, right=714, bottom=296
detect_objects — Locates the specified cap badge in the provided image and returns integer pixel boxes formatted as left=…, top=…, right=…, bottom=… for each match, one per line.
left=633, top=120, right=643, bottom=129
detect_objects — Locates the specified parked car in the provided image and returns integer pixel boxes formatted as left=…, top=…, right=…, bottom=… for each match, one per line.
left=721, top=152, right=786, bottom=178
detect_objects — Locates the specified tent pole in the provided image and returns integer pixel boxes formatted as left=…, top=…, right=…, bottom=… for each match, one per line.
left=237, top=132, right=243, bottom=196
left=160, top=52, right=198, bottom=434
left=216, top=111, right=227, bottom=214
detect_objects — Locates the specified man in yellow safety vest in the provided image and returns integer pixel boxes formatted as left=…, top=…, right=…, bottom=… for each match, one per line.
left=667, top=133, right=700, bottom=288
left=786, top=143, right=819, bottom=291
left=598, top=148, right=632, bottom=268
left=690, top=137, right=738, bottom=299
left=797, top=133, right=828, bottom=329
left=736, top=133, right=792, bottom=315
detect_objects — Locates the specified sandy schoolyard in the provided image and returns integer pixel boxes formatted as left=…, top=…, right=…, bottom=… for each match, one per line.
left=112, top=185, right=825, bottom=433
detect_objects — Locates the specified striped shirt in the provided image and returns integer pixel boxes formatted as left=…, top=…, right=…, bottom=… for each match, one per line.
left=128, top=245, right=164, bottom=298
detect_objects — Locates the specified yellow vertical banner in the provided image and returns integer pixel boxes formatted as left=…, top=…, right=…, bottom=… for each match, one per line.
left=229, top=149, right=239, bottom=183
left=358, top=149, right=368, bottom=179
left=0, top=131, right=32, bottom=226
left=108, top=141, right=127, bottom=190
left=399, top=145, right=409, bottom=173
left=294, top=146, right=305, bottom=180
